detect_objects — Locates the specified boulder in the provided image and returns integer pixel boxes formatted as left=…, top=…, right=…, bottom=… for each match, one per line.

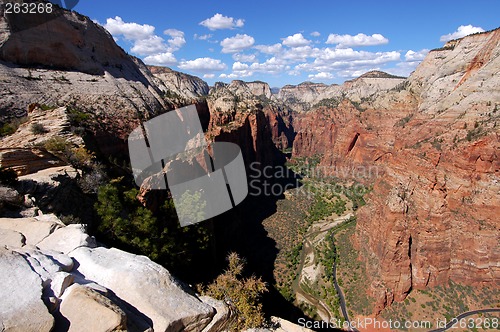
left=0, top=248, right=54, bottom=332
left=13, top=247, right=66, bottom=287
left=272, top=317, right=315, bottom=332
left=59, top=284, right=127, bottom=332
left=70, top=247, right=215, bottom=332
left=0, top=186, right=22, bottom=206
left=0, top=215, right=62, bottom=245
left=37, top=223, right=96, bottom=254
left=200, top=296, right=231, bottom=332
left=50, top=272, right=74, bottom=298
left=0, top=228, right=25, bottom=247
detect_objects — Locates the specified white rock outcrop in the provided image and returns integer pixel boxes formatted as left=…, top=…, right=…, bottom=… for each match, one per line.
left=0, top=215, right=230, bottom=332
left=0, top=248, right=55, bottom=332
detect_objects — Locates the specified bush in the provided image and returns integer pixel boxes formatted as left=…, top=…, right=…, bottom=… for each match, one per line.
left=201, top=252, right=267, bottom=330
left=42, top=137, right=95, bottom=170
left=0, top=117, right=28, bottom=137
left=0, top=123, right=17, bottom=136
left=68, top=108, right=91, bottom=125
left=31, top=122, right=48, bottom=135
left=43, top=136, right=71, bottom=153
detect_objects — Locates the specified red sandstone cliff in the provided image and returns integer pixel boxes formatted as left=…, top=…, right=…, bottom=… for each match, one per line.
left=291, top=28, right=500, bottom=313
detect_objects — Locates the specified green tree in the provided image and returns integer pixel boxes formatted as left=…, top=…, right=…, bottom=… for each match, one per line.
left=176, top=190, right=207, bottom=225
left=94, top=179, right=210, bottom=276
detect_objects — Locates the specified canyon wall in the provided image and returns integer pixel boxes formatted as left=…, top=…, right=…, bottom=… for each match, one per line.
left=291, top=29, right=500, bottom=313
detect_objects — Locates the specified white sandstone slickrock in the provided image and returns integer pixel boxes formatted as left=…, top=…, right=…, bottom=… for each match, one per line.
left=59, top=284, right=127, bottom=332
left=70, top=246, right=216, bottom=332
left=0, top=247, right=55, bottom=332
left=0, top=215, right=230, bottom=332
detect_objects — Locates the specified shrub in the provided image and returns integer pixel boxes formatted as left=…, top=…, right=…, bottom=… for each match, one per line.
left=0, top=123, right=17, bottom=136
left=68, top=146, right=94, bottom=169
left=201, top=252, right=267, bottom=330
left=31, top=122, right=48, bottom=135
left=395, top=114, right=413, bottom=127
left=68, top=108, right=91, bottom=125
left=0, top=117, right=28, bottom=137
left=39, top=104, right=54, bottom=111
left=43, top=136, right=71, bottom=153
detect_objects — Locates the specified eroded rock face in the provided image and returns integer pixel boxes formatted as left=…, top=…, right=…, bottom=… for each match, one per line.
left=291, top=29, right=500, bottom=312
left=277, top=72, right=405, bottom=112
left=0, top=215, right=230, bottom=332
left=149, top=66, right=209, bottom=100
left=207, top=81, right=288, bottom=168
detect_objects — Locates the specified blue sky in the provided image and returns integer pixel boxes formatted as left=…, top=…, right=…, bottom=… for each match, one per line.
left=70, top=0, right=499, bottom=87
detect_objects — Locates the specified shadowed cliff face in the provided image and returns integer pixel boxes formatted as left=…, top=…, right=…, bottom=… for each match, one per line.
left=291, top=28, right=500, bottom=313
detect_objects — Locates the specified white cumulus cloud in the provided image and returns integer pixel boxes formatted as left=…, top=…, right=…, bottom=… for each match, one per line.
left=194, top=34, right=213, bottom=41
left=221, top=34, right=255, bottom=53
left=387, top=48, right=430, bottom=77
left=326, top=33, right=389, bottom=48
left=104, top=16, right=154, bottom=41
left=178, top=57, right=227, bottom=73
left=164, top=29, right=185, bottom=51
left=440, top=25, right=485, bottom=42
left=405, top=49, right=429, bottom=62
left=232, top=53, right=257, bottom=62
left=254, top=43, right=283, bottom=55
left=282, top=33, right=311, bottom=47
left=131, top=35, right=169, bottom=56
left=103, top=16, right=186, bottom=58
left=143, top=52, right=177, bottom=66
left=308, top=72, right=333, bottom=81
left=250, top=57, right=289, bottom=75
left=310, top=31, right=321, bottom=37
left=200, top=13, right=244, bottom=30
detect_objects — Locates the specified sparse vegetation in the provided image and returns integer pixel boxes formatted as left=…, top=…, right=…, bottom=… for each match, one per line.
left=68, top=108, right=91, bottom=125
left=333, top=218, right=374, bottom=316
left=431, top=137, right=443, bottom=151
left=466, top=122, right=485, bottom=141
left=30, top=122, right=48, bottom=135
left=395, top=114, right=413, bottom=127
left=308, top=194, right=346, bottom=223
left=382, top=280, right=500, bottom=328
left=0, top=117, right=28, bottom=137
left=314, top=97, right=340, bottom=109
left=200, top=252, right=267, bottom=330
